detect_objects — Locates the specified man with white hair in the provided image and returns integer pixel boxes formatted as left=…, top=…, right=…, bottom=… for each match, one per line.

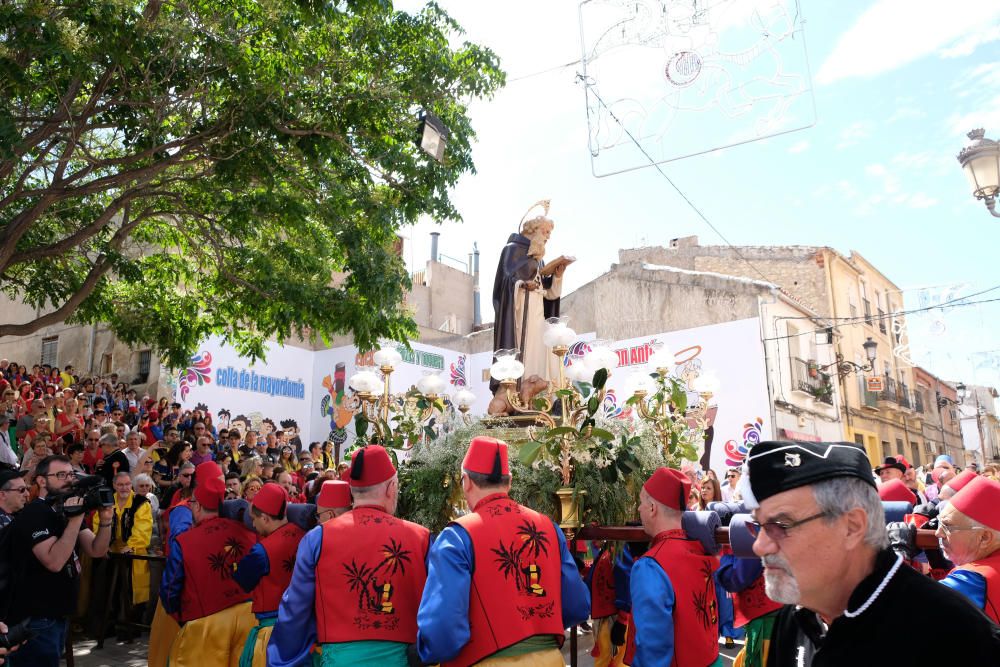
left=936, top=476, right=1000, bottom=622
left=742, top=440, right=1000, bottom=666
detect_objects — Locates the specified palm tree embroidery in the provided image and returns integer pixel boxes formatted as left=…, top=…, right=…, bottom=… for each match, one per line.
left=207, top=536, right=249, bottom=581
left=692, top=560, right=718, bottom=629
left=341, top=539, right=413, bottom=614
left=282, top=555, right=296, bottom=573
left=490, top=520, right=551, bottom=595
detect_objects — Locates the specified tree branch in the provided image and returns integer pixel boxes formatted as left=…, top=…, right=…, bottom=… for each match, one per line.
left=0, top=256, right=112, bottom=337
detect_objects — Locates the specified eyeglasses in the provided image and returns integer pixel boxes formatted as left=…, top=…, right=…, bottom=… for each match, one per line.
left=44, top=471, right=76, bottom=480
left=938, top=522, right=985, bottom=538
left=726, top=473, right=738, bottom=478
left=747, top=511, right=831, bottom=542
left=178, top=473, right=193, bottom=478
left=0, top=486, right=28, bottom=494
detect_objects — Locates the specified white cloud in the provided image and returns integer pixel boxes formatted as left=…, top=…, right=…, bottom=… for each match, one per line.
left=940, top=25, right=1000, bottom=58
left=946, top=93, right=1000, bottom=136
left=788, top=140, right=810, bottom=154
left=816, top=0, right=1000, bottom=85
left=837, top=121, right=872, bottom=149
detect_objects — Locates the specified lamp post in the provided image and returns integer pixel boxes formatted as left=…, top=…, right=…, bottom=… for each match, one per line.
left=819, top=336, right=878, bottom=379
left=417, top=111, right=450, bottom=164
left=957, top=128, right=1000, bottom=218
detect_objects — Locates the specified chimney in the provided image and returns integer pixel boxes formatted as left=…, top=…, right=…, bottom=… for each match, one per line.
left=473, top=242, right=482, bottom=327
left=430, top=232, right=440, bottom=263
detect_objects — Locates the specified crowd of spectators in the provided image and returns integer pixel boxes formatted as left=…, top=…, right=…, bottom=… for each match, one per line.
left=0, top=358, right=353, bottom=654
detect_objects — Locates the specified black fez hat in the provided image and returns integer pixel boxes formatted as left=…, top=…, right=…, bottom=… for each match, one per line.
left=873, top=457, right=906, bottom=474
left=743, top=441, right=875, bottom=507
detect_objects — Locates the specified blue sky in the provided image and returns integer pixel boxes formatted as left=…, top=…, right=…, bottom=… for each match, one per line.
left=399, top=0, right=1000, bottom=390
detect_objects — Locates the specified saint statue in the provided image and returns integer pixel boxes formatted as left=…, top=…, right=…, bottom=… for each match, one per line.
left=491, top=201, right=571, bottom=395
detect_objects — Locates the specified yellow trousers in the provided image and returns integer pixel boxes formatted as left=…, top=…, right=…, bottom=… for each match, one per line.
left=148, top=599, right=180, bottom=667
left=167, top=601, right=255, bottom=667
left=477, top=648, right=564, bottom=666
left=239, top=622, right=273, bottom=667
left=591, top=617, right=628, bottom=667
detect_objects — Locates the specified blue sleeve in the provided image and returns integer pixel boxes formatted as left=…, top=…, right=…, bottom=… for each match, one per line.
left=161, top=540, right=185, bottom=614
left=168, top=505, right=193, bottom=543
left=417, top=525, right=473, bottom=664
left=268, top=526, right=321, bottom=667
left=716, top=553, right=763, bottom=593
left=554, top=520, right=591, bottom=628
left=233, top=542, right=269, bottom=593
left=630, top=558, right=675, bottom=667
left=941, top=569, right=988, bottom=610
left=614, top=546, right=636, bottom=612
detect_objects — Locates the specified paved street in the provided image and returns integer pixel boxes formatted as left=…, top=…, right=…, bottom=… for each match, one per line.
left=68, top=632, right=743, bottom=666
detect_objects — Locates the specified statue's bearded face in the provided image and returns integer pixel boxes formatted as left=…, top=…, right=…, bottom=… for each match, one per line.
left=523, top=219, right=553, bottom=259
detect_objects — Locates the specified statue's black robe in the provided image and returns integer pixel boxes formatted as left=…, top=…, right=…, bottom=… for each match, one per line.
left=491, top=233, right=560, bottom=393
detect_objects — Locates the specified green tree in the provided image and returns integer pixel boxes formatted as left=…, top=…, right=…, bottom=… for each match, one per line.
left=0, top=0, right=503, bottom=366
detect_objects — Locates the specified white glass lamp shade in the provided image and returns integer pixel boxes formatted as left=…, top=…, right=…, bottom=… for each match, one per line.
left=349, top=370, right=381, bottom=394
left=583, top=340, right=618, bottom=373
left=373, top=346, right=403, bottom=369
left=648, top=344, right=674, bottom=370
left=625, top=371, right=656, bottom=397
left=564, top=361, right=589, bottom=383
left=543, top=318, right=577, bottom=348
left=691, top=370, right=720, bottom=394
left=490, top=354, right=525, bottom=382
left=958, top=129, right=1000, bottom=199
left=417, top=374, right=446, bottom=397
left=454, top=388, right=476, bottom=409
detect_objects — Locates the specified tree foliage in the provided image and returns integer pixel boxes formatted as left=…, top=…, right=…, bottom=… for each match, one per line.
left=0, top=0, right=504, bottom=366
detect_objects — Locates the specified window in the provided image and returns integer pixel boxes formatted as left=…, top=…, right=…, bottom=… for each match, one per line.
left=136, top=350, right=152, bottom=383
left=40, top=336, right=58, bottom=366
left=100, top=353, right=113, bottom=375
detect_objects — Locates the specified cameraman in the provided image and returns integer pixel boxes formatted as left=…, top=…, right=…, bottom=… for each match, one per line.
left=6, top=455, right=112, bottom=666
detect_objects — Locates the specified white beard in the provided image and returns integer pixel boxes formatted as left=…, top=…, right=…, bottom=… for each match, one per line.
left=762, top=556, right=802, bottom=604
left=527, top=238, right=546, bottom=260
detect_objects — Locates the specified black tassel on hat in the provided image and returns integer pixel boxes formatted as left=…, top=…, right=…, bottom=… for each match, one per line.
left=488, top=446, right=503, bottom=484
left=351, top=448, right=365, bottom=481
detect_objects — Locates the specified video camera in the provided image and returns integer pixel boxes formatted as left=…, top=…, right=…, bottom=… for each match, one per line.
left=0, top=617, right=36, bottom=650
left=48, top=473, right=114, bottom=517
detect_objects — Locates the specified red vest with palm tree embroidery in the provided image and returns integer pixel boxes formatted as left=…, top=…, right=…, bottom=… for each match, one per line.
left=175, top=516, right=257, bottom=622
left=589, top=546, right=618, bottom=619
left=252, top=522, right=306, bottom=614
left=443, top=493, right=565, bottom=667
left=315, top=505, right=430, bottom=643
left=627, top=529, right=720, bottom=667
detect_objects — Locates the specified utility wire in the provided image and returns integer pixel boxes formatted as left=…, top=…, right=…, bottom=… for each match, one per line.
left=579, top=75, right=780, bottom=288
left=508, top=59, right=582, bottom=83
left=762, top=294, right=1000, bottom=342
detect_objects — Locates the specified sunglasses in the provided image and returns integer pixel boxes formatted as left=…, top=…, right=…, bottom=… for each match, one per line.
left=178, top=473, right=193, bottom=478
left=746, top=511, right=830, bottom=542
left=726, top=473, right=738, bottom=478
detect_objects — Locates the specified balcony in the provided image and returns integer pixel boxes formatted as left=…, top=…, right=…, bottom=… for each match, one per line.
left=878, top=309, right=887, bottom=334
left=878, top=376, right=898, bottom=407
left=863, top=299, right=873, bottom=325
left=915, top=392, right=925, bottom=413
left=898, top=383, right=912, bottom=411
left=791, top=357, right=835, bottom=405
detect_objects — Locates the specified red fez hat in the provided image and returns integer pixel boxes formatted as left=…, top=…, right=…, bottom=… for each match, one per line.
left=950, top=476, right=1000, bottom=532
left=643, top=467, right=690, bottom=512
left=195, top=460, right=223, bottom=483
left=252, top=483, right=288, bottom=517
left=348, top=445, right=396, bottom=487
left=194, top=475, right=225, bottom=511
left=462, top=437, right=509, bottom=483
left=317, top=480, right=352, bottom=509
left=878, top=479, right=917, bottom=505
left=946, top=469, right=978, bottom=493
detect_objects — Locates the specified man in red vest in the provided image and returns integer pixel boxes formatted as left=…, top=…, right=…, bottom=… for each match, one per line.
left=584, top=541, right=622, bottom=667
left=417, top=436, right=591, bottom=666
left=268, top=444, right=430, bottom=667
left=315, top=479, right=352, bottom=523
left=938, top=475, right=1000, bottom=622
left=233, top=483, right=306, bottom=667
left=630, top=467, right=721, bottom=667
left=162, top=470, right=257, bottom=666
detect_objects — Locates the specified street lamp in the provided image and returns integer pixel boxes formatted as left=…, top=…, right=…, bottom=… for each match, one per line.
left=957, top=128, right=1000, bottom=218
left=956, top=382, right=968, bottom=403
left=417, top=111, right=449, bottom=164
left=819, top=336, right=878, bottom=379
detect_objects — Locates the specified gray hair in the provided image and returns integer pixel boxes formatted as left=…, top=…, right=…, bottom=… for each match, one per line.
left=133, top=473, right=154, bottom=490
left=351, top=475, right=397, bottom=498
left=462, top=468, right=511, bottom=489
left=812, top=477, right=889, bottom=550
left=178, top=461, right=196, bottom=473
left=98, top=433, right=119, bottom=448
